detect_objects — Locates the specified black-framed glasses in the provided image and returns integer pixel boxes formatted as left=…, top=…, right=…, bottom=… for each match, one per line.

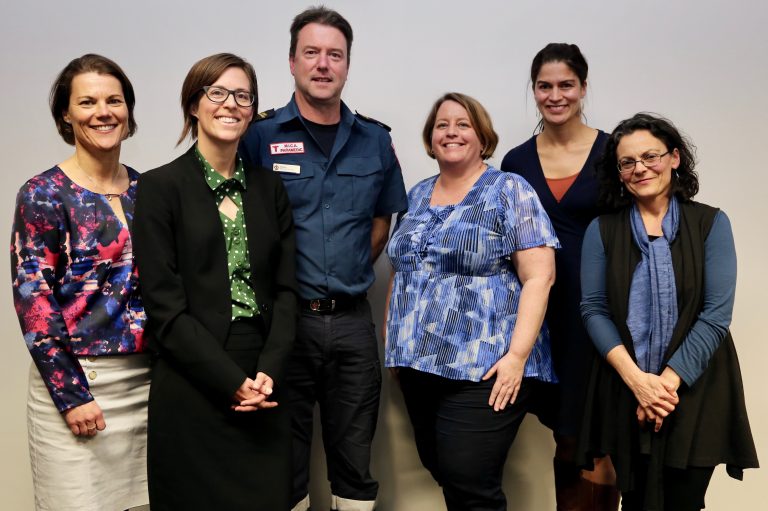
left=617, top=151, right=670, bottom=174
left=201, top=86, right=255, bottom=107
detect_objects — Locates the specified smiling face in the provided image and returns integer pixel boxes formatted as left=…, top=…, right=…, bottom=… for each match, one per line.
left=617, top=129, right=680, bottom=204
left=192, top=66, right=254, bottom=149
left=533, top=61, right=586, bottom=127
left=430, top=100, right=483, bottom=170
left=63, top=72, right=128, bottom=154
left=290, top=22, right=349, bottom=108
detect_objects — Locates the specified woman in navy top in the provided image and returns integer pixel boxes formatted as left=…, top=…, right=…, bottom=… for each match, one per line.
left=578, top=113, right=758, bottom=510
left=385, top=92, right=558, bottom=511
left=500, top=43, right=618, bottom=509
left=11, top=54, right=149, bottom=510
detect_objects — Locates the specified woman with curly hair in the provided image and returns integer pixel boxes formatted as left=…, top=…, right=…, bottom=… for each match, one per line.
left=578, top=112, right=758, bottom=510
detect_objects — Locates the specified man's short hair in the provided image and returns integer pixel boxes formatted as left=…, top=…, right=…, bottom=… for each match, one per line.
left=289, top=6, right=353, bottom=62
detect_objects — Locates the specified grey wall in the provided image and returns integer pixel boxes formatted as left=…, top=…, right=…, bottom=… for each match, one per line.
left=1, top=1, right=765, bottom=508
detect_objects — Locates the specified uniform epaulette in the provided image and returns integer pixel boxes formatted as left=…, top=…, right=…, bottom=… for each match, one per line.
left=354, top=111, right=391, bottom=132
left=254, top=109, right=275, bottom=122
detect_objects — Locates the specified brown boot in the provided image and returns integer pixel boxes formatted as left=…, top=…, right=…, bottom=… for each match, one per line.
left=586, top=480, right=620, bottom=511
left=555, top=458, right=620, bottom=511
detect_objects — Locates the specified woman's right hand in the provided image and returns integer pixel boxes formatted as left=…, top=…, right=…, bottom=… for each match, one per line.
left=232, top=374, right=278, bottom=412
left=63, top=400, right=106, bottom=437
left=628, top=371, right=679, bottom=419
left=605, top=345, right=679, bottom=419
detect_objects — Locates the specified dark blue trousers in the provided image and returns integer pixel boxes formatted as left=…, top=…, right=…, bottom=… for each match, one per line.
left=286, top=300, right=381, bottom=508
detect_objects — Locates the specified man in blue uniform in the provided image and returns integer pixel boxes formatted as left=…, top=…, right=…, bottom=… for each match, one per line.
left=240, top=6, right=407, bottom=511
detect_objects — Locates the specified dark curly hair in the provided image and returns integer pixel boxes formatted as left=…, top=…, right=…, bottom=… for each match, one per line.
left=598, top=112, right=699, bottom=209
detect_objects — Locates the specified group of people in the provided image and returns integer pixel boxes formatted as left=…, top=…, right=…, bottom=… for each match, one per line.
left=11, top=5, right=758, bottom=511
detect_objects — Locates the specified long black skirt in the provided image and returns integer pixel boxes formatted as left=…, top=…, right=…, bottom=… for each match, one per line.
left=147, top=319, right=290, bottom=511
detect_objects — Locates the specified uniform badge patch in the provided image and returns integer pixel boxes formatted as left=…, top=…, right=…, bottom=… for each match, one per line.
left=273, top=163, right=301, bottom=174
left=269, top=142, right=305, bottom=155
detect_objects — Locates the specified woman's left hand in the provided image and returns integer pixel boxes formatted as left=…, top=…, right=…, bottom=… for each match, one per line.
left=636, top=404, right=665, bottom=432
left=635, top=367, right=683, bottom=432
left=482, top=353, right=527, bottom=411
left=481, top=246, right=554, bottom=412
left=232, top=372, right=278, bottom=412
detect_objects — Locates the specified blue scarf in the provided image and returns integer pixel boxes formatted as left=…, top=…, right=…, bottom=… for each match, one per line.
left=626, top=197, right=679, bottom=375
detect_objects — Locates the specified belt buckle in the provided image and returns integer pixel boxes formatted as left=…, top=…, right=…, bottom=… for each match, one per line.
left=309, top=299, right=335, bottom=312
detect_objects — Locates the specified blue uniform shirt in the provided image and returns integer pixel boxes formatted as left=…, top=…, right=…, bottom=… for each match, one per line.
left=240, top=95, right=408, bottom=299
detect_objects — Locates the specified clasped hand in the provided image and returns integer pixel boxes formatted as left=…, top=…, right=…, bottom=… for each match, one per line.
left=232, top=372, right=277, bottom=412
left=631, top=370, right=680, bottom=432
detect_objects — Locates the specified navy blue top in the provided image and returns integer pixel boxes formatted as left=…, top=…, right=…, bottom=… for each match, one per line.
left=501, top=132, right=608, bottom=359
left=580, top=211, right=737, bottom=387
left=501, top=132, right=608, bottom=434
left=241, top=95, right=408, bottom=299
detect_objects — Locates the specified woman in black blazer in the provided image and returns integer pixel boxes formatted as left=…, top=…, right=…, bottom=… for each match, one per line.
left=133, top=53, right=297, bottom=511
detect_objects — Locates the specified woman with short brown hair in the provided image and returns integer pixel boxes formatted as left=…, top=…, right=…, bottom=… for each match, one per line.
left=134, top=53, right=297, bottom=511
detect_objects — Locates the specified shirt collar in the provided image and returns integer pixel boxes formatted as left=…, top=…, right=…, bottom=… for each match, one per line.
left=195, top=145, right=246, bottom=191
left=276, top=93, right=356, bottom=129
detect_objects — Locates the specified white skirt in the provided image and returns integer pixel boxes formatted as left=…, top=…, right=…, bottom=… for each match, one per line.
left=27, top=354, right=151, bottom=511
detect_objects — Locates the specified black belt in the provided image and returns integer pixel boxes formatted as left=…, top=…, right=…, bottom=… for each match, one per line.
left=300, top=295, right=365, bottom=313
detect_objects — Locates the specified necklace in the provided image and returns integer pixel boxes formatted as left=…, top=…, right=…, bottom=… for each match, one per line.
left=75, top=159, right=122, bottom=201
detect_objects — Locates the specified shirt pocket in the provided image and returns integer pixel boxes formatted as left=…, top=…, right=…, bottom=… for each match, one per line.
left=336, top=156, right=382, bottom=214
left=276, top=163, right=315, bottom=220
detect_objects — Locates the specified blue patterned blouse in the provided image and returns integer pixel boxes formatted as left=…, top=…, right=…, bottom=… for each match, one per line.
left=385, top=167, right=560, bottom=382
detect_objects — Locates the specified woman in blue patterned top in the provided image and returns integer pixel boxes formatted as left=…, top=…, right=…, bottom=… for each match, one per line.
left=11, top=54, right=149, bottom=510
left=385, top=92, right=559, bottom=511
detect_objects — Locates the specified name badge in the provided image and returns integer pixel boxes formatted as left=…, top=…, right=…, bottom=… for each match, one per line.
left=273, top=163, right=301, bottom=174
left=270, top=142, right=305, bottom=155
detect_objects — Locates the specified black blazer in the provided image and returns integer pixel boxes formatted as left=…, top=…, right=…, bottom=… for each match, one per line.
left=133, top=146, right=297, bottom=399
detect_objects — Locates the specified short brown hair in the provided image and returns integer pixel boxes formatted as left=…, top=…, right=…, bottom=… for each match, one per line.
left=421, top=92, right=498, bottom=160
left=289, top=6, right=353, bottom=62
left=50, top=54, right=137, bottom=145
left=178, top=53, right=258, bottom=146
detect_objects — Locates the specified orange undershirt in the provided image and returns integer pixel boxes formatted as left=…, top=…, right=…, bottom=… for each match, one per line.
left=546, top=173, right=579, bottom=202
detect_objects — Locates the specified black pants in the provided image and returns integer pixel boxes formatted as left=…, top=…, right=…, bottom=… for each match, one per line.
left=398, top=368, right=538, bottom=511
left=620, top=463, right=714, bottom=511
left=286, top=300, right=381, bottom=507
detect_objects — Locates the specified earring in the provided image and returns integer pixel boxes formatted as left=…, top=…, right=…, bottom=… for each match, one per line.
left=620, top=186, right=625, bottom=197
